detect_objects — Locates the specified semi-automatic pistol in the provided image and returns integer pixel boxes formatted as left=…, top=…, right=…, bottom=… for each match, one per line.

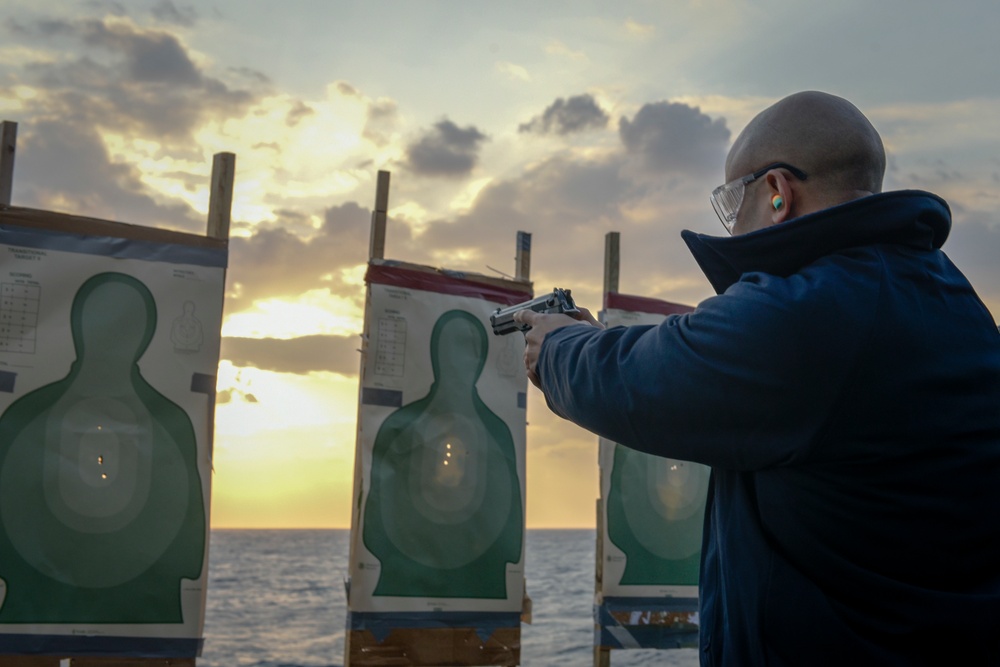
left=489, top=288, right=579, bottom=336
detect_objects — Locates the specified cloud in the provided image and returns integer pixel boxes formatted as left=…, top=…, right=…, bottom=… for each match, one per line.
left=624, top=19, right=655, bottom=38
left=395, top=148, right=712, bottom=309
left=519, top=94, right=609, bottom=136
left=496, top=61, right=531, bottom=82
left=545, top=40, right=588, bottom=62
left=618, top=101, right=730, bottom=173
left=11, top=17, right=256, bottom=140
left=419, top=155, right=628, bottom=247
left=77, top=18, right=201, bottom=84
left=362, top=98, right=399, bottom=146
left=227, top=66, right=271, bottom=85
left=13, top=118, right=204, bottom=232
left=405, top=119, right=488, bottom=178
left=1, top=14, right=263, bottom=228
left=285, top=100, right=314, bottom=127
left=225, top=201, right=381, bottom=311
left=221, top=334, right=360, bottom=375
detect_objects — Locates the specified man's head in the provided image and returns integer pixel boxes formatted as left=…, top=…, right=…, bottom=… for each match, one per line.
left=717, top=91, right=886, bottom=235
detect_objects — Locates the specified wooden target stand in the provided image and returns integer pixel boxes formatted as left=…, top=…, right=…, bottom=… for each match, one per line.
left=593, top=232, right=700, bottom=666
left=0, top=120, right=232, bottom=667
left=592, top=232, right=617, bottom=667
left=345, top=171, right=531, bottom=666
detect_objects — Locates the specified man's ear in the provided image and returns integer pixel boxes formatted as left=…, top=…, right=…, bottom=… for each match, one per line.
left=766, top=171, right=793, bottom=225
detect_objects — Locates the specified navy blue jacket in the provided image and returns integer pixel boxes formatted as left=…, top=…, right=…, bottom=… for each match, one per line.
left=536, top=192, right=1000, bottom=665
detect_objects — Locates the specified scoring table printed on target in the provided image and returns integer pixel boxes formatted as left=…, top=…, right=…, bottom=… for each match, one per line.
left=375, top=317, right=406, bottom=377
left=0, top=283, right=41, bottom=354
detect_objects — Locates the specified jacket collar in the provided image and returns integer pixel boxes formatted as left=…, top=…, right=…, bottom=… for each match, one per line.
left=681, top=190, right=951, bottom=294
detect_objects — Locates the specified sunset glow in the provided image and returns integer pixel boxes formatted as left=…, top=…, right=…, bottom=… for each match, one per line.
left=3, top=0, right=998, bottom=528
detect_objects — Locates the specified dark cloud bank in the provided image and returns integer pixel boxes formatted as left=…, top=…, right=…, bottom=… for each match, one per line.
left=405, top=119, right=488, bottom=177
left=519, top=94, right=609, bottom=135
left=221, top=334, right=360, bottom=376
left=619, top=101, right=730, bottom=172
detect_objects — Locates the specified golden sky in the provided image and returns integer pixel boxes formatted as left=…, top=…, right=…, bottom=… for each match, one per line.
left=2, top=0, right=999, bottom=528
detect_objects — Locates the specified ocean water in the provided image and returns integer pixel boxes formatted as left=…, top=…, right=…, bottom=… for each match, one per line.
left=200, top=529, right=699, bottom=667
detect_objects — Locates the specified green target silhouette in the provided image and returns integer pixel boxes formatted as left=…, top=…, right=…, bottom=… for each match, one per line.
left=0, top=272, right=205, bottom=622
left=607, top=444, right=708, bottom=586
left=363, top=310, right=522, bottom=599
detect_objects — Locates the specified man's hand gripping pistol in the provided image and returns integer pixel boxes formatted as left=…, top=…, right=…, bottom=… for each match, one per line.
left=489, top=288, right=580, bottom=336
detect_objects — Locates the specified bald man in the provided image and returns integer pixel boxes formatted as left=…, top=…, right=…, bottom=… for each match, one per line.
left=516, top=92, right=1000, bottom=665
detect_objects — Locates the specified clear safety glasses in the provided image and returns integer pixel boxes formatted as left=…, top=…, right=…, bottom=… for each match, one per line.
left=710, top=162, right=807, bottom=234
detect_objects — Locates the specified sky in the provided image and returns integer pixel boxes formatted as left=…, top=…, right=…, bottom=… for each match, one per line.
left=1, top=0, right=999, bottom=528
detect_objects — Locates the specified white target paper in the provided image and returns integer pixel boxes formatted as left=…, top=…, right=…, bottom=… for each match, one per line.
left=0, top=225, right=223, bottom=649
left=349, top=268, right=527, bottom=614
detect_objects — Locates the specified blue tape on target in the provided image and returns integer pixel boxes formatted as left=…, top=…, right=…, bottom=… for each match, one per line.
left=0, top=634, right=202, bottom=657
left=595, top=597, right=699, bottom=650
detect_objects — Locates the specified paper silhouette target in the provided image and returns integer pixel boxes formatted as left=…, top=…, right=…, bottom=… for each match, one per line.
left=607, top=448, right=708, bottom=586
left=351, top=268, right=527, bottom=614
left=0, top=224, right=224, bottom=651
left=363, top=310, right=521, bottom=598
left=0, top=273, right=203, bottom=621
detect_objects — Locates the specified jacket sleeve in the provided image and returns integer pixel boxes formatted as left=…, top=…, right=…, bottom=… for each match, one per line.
left=535, top=266, right=875, bottom=470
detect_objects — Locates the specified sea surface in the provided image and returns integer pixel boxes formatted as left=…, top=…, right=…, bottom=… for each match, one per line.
left=200, top=529, right=699, bottom=667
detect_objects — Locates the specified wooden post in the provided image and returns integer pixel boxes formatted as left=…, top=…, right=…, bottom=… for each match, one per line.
left=515, top=231, right=531, bottom=282
left=202, top=151, right=232, bottom=474
left=603, top=232, right=619, bottom=309
left=594, top=497, right=611, bottom=667
left=349, top=168, right=389, bottom=667
left=0, top=121, right=17, bottom=207
left=369, top=170, right=390, bottom=260
left=206, top=152, right=235, bottom=240
left=594, top=233, right=621, bottom=666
